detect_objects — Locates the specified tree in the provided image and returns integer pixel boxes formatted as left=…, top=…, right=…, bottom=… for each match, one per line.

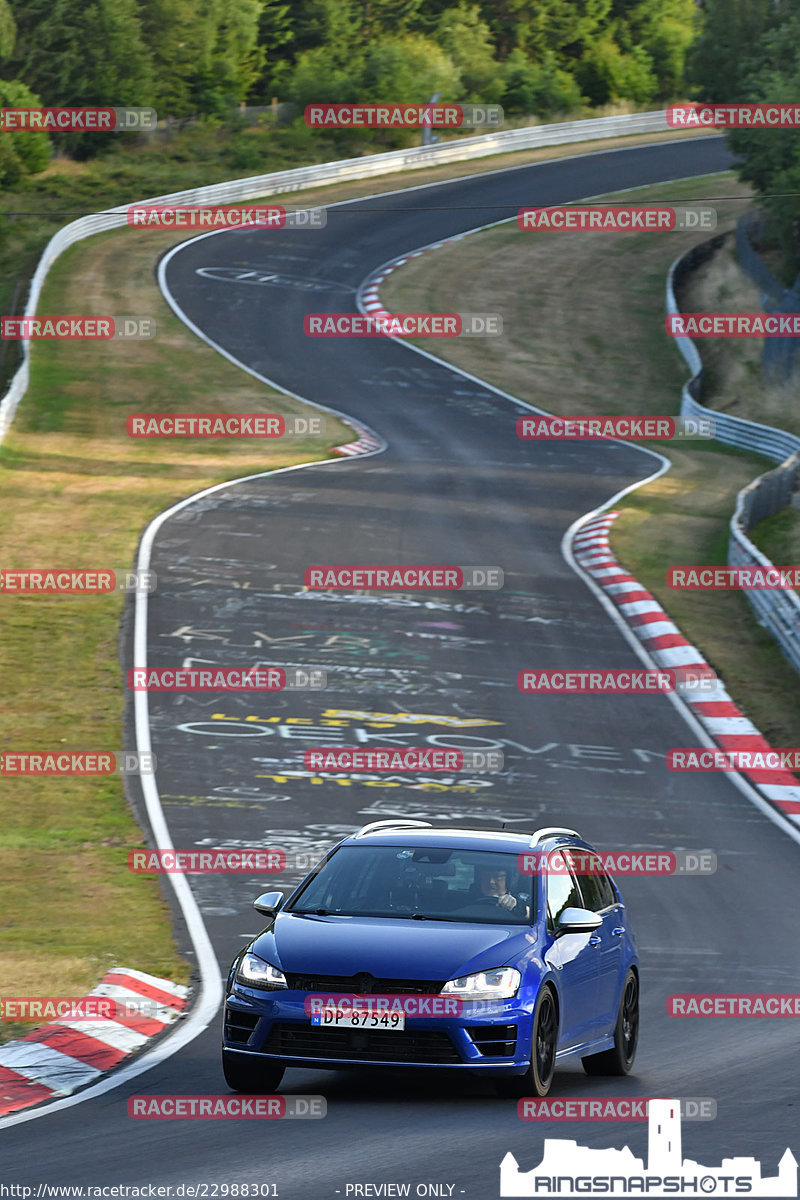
left=524, top=0, right=613, bottom=62
left=0, top=77, right=51, bottom=184
left=686, top=0, right=773, bottom=101
left=250, top=0, right=294, bottom=99
left=501, top=48, right=584, bottom=115
left=192, top=0, right=266, bottom=114
left=288, top=29, right=460, bottom=108
left=434, top=3, right=502, bottom=102
left=137, top=0, right=265, bottom=117
left=354, top=0, right=423, bottom=36
left=7, top=0, right=154, bottom=155
left=575, top=35, right=657, bottom=104
left=725, top=4, right=800, bottom=277
left=0, top=0, right=15, bottom=61
left=471, top=0, right=612, bottom=67
left=360, top=32, right=461, bottom=100
left=690, top=1, right=800, bottom=276
left=611, top=0, right=696, bottom=98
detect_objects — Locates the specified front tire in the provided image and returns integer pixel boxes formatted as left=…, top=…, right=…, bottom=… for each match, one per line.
left=495, top=985, right=558, bottom=1098
left=223, top=1049, right=285, bottom=1093
left=582, top=968, right=639, bottom=1076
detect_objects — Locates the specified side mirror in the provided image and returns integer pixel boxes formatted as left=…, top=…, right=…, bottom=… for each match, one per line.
left=253, top=890, right=285, bottom=917
left=556, top=906, right=602, bottom=934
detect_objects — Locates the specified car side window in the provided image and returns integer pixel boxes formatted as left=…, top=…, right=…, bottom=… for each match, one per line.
left=596, top=870, right=618, bottom=909
left=546, top=865, right=581, bottom=930
left=574, top=866, right=617, bottom=912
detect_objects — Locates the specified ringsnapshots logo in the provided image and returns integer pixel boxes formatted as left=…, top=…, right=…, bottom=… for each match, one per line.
left=304, top=103, right=503, bottom=129
left=303, top=566, right=503, bottom=590
left=0, top=751, right=156, bottom=775
left=517, top=415, right=715, bottom=441
left=0, top=107, right=156, bottom=131
left=127, top=666, right=326, bottom=691
left=304, top=313, right=503, bottom=337
left=518, top=205, right=716, bottom=232
left=128, top=1095, right=325, bottom=1119
left=126, top=204, right=326, bottom=229
left=126, top=415, right=324, bottom=438
left=667, top=313, right=800, bottom=337
left=0, top=569, right=155, bottom=593
left=500, top=1097, right=797, bottom=1198
left=0, top=317, right=156, bottom=340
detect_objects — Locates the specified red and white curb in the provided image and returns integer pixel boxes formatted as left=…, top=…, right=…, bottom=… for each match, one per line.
left=333, top=238, right=426, bottom=456
left=573, top=512, right=800, bottom=824
left=0, top=969, right=188, bottom=1115
left=362, top=248, right=800, bottom=827
left=360, top=237, right=463, bottom=327
left=341, top=236, right=467, bottom=456
left=332, top=417, right=384, bottom=457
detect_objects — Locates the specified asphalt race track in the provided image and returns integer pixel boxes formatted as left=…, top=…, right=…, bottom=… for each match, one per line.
left=4, top=136, right=799, bottom=1195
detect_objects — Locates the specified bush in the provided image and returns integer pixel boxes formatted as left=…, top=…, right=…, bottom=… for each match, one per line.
left=288, top=32, right=461, bottom=109
left=501, top=50, right=584, bottom=116
left=0, top=78, right=50, bottom=184
left=575, top=37, right=657, bottom=106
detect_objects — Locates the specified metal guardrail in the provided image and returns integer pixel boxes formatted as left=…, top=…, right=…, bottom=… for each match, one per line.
left=667, top=243, right=800, bottom=675
left=0, top=108, right=671, bottom=443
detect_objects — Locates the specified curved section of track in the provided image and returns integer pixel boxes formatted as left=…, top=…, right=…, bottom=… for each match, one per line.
left=4, top=136, right=798, bottom=1195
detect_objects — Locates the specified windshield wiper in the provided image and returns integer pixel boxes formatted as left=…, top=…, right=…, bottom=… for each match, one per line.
left=410, top=913, right=458, bottom=922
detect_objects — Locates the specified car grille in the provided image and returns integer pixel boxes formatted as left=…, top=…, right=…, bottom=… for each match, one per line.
left=284, top=973, right=445, bottom=995
left=224, top=1007, right=260, bottom=1045
left=263, top=1023, right=461, bottom=1064
left=466, top=1024, right=517, bottom=1057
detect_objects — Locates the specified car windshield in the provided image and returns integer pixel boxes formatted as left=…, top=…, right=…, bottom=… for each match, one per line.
left=287, top=844, right=534, bottom=925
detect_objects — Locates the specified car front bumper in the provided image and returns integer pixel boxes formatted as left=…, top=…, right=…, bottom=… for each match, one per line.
left=223, top=987, right=537, bottom=1074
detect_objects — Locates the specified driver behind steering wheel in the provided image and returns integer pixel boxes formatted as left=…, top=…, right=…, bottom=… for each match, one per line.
left=476, top=864, right=518, bottom=911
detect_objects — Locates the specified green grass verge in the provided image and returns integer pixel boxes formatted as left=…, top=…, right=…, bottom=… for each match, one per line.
left=0, top=208, right=354, bottom=1042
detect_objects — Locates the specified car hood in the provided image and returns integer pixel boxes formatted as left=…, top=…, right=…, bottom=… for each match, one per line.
left=251, top=913, right=535, bottom=982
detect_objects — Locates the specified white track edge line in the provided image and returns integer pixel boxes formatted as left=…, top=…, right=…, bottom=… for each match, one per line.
left=0, top=260, right=391, bottom=1138
left=0, top=143, right=742, bottom=1130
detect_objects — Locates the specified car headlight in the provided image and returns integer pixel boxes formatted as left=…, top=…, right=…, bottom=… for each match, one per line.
left=236, top=952, right=287, bottom=990
left=441, top=967, right=521, bottom=1000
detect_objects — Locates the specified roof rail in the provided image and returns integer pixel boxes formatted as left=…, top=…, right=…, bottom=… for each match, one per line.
left=529, top=826, right=580, bottom=847
left=354, top=820, right=433, bottom=839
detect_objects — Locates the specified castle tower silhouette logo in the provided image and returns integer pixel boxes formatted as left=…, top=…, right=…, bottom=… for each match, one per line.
left=500, top=1099, right=797, bottom=1197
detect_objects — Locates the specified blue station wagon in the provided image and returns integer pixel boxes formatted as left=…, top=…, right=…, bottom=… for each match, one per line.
left=222, top=821, right=639, bottom=1096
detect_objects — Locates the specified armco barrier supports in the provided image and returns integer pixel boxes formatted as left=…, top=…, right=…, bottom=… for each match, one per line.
left=0, top=109, right=670, bottom=443
left=666, top=244, right=800, bottom=675
left=736, top=214, right=800, bottom=380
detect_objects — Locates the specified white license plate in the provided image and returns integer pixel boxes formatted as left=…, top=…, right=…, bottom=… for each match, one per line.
left=311, top=1007, right=405, bottom=1031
